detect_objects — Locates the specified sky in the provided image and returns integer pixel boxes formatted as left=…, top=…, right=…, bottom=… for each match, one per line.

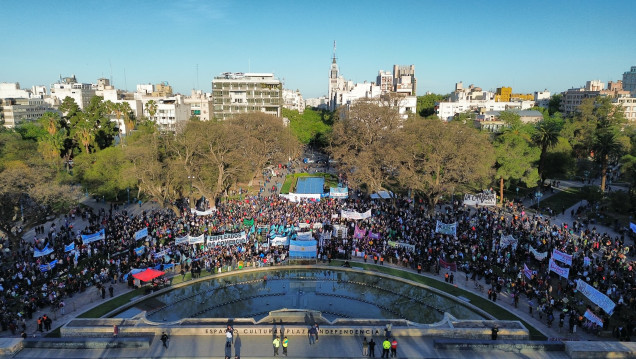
left=1, top=0, right=635, bottom=99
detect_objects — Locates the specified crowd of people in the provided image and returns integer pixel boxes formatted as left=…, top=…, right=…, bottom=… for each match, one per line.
left=0, top=171, right=634, bottom=342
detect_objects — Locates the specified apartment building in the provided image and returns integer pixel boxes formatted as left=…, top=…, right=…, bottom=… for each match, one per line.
left=212, top=72, right=282, bottom=120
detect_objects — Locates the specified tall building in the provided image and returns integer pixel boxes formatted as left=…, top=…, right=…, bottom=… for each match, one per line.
left=393, top=65, right=416, bottom=96
left=50, top=75, right=96, bottom=110
left=376, top=70, right=393, bottom=93
left=0, top=98, right=59, bottom=128
left=622, top=66, right=636, bottom=95
left=184, top=90, right=213, bottom=121
left=282, top=89, right=305, bottom=113
left=212, top=72, right=282, bottom=120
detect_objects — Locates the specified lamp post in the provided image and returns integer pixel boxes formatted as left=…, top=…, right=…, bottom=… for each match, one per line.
left=188, top=176, right=194, bottom=208
left=535, top=190, right=543, bottom=210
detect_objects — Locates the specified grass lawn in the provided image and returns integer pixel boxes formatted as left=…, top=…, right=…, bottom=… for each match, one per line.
left=280, top=172, right=338, bottom=194
left=330, top=260, right=546, bottom=340
left=78, top=288, right=145, bottom=318
left=533, top=187, right=583, bottom=214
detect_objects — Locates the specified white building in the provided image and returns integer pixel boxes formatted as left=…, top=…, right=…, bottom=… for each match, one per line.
left=304, top=96, right=329, bottom=110
left=0, top=98, right=59, bottom=128
left=615, top=96, right=636, bottom=122
left=211, top=72, right=282, bottom=120
left=436, top=99, right=535, bottom=121
left=184, top=90, right=213, bottom=121
left=0, top=83, right=33, bottom=99
left=282, top=89, right=305, bottom=113
left=534, top=90, right=551, bottom=109
left=144, top=96, right=191, bottom=131
left=50, top=75, right=96, bottom=110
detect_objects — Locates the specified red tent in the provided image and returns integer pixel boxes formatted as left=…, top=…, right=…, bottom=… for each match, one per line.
left=132, top=268, right=165, bottom=282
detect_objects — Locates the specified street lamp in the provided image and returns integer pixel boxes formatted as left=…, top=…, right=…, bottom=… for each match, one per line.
left=188, top=176, right=195, bottom=208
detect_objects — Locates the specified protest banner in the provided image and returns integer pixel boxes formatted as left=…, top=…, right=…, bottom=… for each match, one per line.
left=500, top=234, right=518, bottom=249
left=353, top=225, right=366, bottom=239
left=175, top=235, right=190, bottom=245
left=81, top=229, right=105, bottom=244
left=552, top=249, right=573, bottom=266
left=205, top=231, right=248, bottom=248
left=191, top=208, right=216, bottom=216
left=289, top=239, right=317, bottom=258
left=270, top=236, right=289, bottom=246
left=584, top=309, right=604, bottom=328
left=530, top=246, right=548, bottom=260
left=341, top=209, right=372, bottom=220
left=549, top=258, right=570, bottom=278
left=64, top=242, right=75, bottom=252
left=134, top=227, right=148, bottom=241
left=523, top=263, right=536, bottom=279
left=435, top=221, right=457, bottom=236
left=576, top=279, right=616, bottom=315
left=438, top=258, right=457, bottom=271
left=463, top=192, right=497, bottom=206
left=387, top=241, right=415, bottom=252
left=39, top=259, right=57, bottom=272
left=33, top=245, right=53, bottom=258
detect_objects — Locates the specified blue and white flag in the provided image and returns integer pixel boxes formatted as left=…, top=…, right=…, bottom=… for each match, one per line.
left=134, top=246, right=145, bottom=256
left=81, top=229, right=105, bottom=244
left=134, top=227, right=148, bottom=241
left=289, top=239, right=317, bottom=258
left=33, top=245, right=54, bottom=258
left=64, top=242, right=75, bottom=253
left=40, top=260, right=57, bottom=272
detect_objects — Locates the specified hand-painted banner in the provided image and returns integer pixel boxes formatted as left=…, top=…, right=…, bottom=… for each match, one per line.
left=463, top=192, right=497, bottom=206
left=134, top=246, right=145, bottom=256
left=368, top=231, right=382, bottom=240
left=191, top=208, right=216, bottom=216
left=549, top=258, right=570, bottom=278
left=289, top=239, right=317, bottom=258
left=329, top=187, right=349, bottom=199
left=500, top=234, right=518, bottom=249
left=435, top=221, right=457, bottom=236
left=530, top=246, right=548, bottom=260
left=387, top=241, right=415, bottom=252
left=523, top=263, right=536, bottom=279
left=296, top=232, right=313, bottom=241
left=584, top=309, right=604, bottom=327
left=175, top=235, right=190, bottom=245
left=189, top=234, right=205, bottom=244
left=438, top=258, right=457, bottom=272
left=81, top=229, right=105, bottom=244
left=135, top=227, right=148, bottom=241
left=34, top=245, right=54, bottom=258
left=552, top=249, right=573, bottom=266
left=576, top=279, right=616, bottom=315
left=270, top=236, right=289, bottom=246
left=39, top=259, right=57, bottom=272
left=341, top=209, right=372, bottom=220
left=64, top=242, right=75, bottom=253
left=206, top=231, right=247, bottom=248
left=353, top=225, right=366, bottom=239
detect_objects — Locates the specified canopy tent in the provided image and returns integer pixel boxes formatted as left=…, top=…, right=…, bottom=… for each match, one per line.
left=132, top=268, right=165, bottom=282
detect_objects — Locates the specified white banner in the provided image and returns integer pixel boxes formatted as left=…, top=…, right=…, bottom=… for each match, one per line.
left=552, top=249, right=572, bottom=266
left=549, top=258, right=570, bottom=278
left=387, top=240, right=415, bottom=252
left=175, top=235, right=190, bottom=245
left=584, top=309, right=604, bottom=328
left=191, top=208, right=216, bottom=216
left=270, top=236, right=289, bottom=246
left=435, top=221, right=457, bottom=236
left=576, top=279, right=616, bottom=315
left=530, top=246, right=548, bottom=260
left=463, top=192, right=497, bottom=206
left=499, top=234, right=518, bottom=249
left=341, top=209, right=372, bottom=220
left=189, top=234, right=205, bottom=244
left=296, top=232, right=313, bottom=241
left=206, top=232, right=247, bottom=248
left=332, top=224, right=348, bottom=238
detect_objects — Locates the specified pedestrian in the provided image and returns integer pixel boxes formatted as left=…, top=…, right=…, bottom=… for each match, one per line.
left=21, top=330, right=27, bottom=339
left=282, top=336, right=289, bottom=356
left=390, top=337, right=398, bottom=358
left=384, top=323, right=392, bottom=338
left=362, top=337, right=369, bottom=356
left=449, top=273, right=454, bottom=284
left=308, top=325, right=317, bottom=345
left=101, top=286, right=106, bottom=299
left=369, top=338, right=376, bottom=357
left=225, top=325, right=233, bottom=347
left=381, top=338, right=391, bottom=358
left=43, top=315, right=51, bottom=331
left=37, top=317, right=43, bottom=332
left=161, top=332, right=169, bottom=348
left=113, top=324, right=119, bottom=337
left=491, top=325, right=498, bottom=340
left=59, top=300, right=65, bottom=315
left=273, top=335, right=280, bottom=356
left=109, top=285, right=114, bottom=298
left=314, top=323, right=319, bottom=342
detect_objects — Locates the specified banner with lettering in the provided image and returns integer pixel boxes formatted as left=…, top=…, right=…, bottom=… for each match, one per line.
left=530, top=246, right=548, bottom=260
left=341, top=209, right=372, bottom=220
left=81, top=229, right=105, bottom=244
left=270, top=236, right=289, bottom=246
left=387, top=241, right=415, bottom=252
left=33, top=245, right=54, bottom=258
left=135, top=227, right=148, bottom=241
left=64, top=242, right=75, bottom=253
left=206, top=231, right=247, bottom=248
left=353, top=225, right=366, bottom=239
left=500, top=234, right=518, bottom=249
left=549, top=258, right=570, bottom=278
left=584, top=309, right=604, bottom=327
left=39, top=259, right=57, bottom=272
left=463, top=192, right=497, bottom=206
left=175, top=235, right=190, bottom=245
left=552, top=249, right=573, bottom=266
left=191, top=208, right=216, bottom=216
left=187, top=234, right=204, bottom=244
left=289, top=239, right=317, bottom=258
left=576, top=279, right=616, bottom=315
left=368, top=231, right=382, bottom=240
left=438, top=258, right=457, bottom=272
left=329, top=187, right=349, bottom=199
left=435, top=221, right=457, bottom=236
left=296, top=232, right=313, bottom=241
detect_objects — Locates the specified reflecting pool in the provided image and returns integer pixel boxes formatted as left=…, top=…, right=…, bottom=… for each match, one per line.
left=138, top=268, right=486, bottom=323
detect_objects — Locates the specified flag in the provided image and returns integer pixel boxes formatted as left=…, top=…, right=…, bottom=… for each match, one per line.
left=438, top=258, right=457, bottom=272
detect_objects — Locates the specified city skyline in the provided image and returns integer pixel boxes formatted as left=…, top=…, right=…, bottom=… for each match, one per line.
left=1, top=0, right=635, bottom=98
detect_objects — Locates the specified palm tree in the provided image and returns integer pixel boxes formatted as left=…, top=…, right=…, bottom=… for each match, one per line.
left=145, top=100, right=157, bottom=121
left=39, top=112, right=61, bottom=135
left=73, top=121, right=95, bottom=154
left=120, top=102, right=134, bottom=135
left=532, top=118, right=563, bottom=185
left=593, top=130, right=624, bottom=192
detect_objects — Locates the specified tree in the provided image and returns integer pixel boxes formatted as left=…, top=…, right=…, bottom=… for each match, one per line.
left=548, top=94, right=562, bottom=116
left=59, top=96, right=80, bottom=118
left=73, top=147, right=134, bottom=201
left=39, top=112, right=62, bottom=136
left=416, top=93, right=447, bottom=118
left=283, top=108, right=332, bottom=147
left=329, top=101, right=402, bottom=193
left=72, top=116, right=95, bottom=154
left=494, top=127, right=540, bottom=204
left=593, top=129, right=625, bottom=192
left=396, top=119, right=494, bottom=212
left=145, top=100, right=158, bottom=120
left=532, top=116, right=563, bottom=185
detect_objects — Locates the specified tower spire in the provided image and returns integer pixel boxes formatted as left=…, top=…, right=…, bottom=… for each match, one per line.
left=332, top=40, right=337, bottom=63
